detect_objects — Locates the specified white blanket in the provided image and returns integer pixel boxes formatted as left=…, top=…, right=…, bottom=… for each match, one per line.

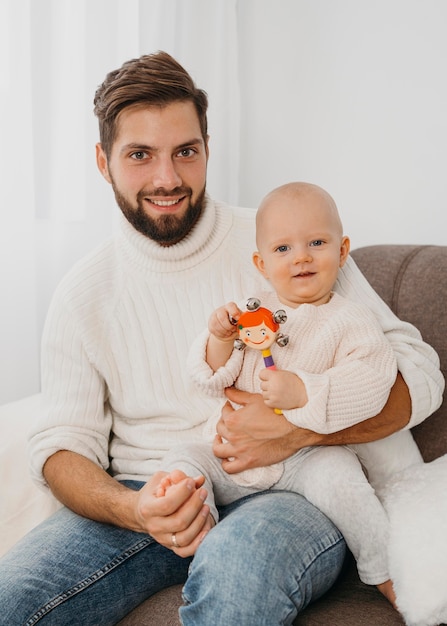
left=383, top=455, right=447, bottom=626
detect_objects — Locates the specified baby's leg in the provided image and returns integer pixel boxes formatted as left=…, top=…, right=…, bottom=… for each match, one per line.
left=377, top=580, right=397, bottom=608
left=351, top=430, right=422, bottom=495
left=280, top=446, right=390, bottom=589
left=160, top=442, right=241, bottom=523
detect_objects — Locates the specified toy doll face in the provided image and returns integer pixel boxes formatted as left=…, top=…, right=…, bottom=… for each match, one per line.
left=239, top=322, right=276, bottom=350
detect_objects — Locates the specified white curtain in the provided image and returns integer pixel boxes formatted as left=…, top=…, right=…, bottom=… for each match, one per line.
left=0, top=0, right=240, bottom=404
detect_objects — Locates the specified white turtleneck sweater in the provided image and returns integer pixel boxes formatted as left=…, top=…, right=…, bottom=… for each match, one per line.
left=28, top=197, right=444, bottom=487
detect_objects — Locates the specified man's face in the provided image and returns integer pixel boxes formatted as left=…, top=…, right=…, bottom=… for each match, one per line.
left=97, top=101, right=209, bottom=245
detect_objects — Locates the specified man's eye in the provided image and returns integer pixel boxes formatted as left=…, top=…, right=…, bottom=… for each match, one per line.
left=178, top=148, right=195, bottom=158
left=130, top=151, right=147, bottom=160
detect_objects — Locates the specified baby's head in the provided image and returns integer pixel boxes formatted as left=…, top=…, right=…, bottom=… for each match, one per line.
left=253, top=182, right=350, bottom=307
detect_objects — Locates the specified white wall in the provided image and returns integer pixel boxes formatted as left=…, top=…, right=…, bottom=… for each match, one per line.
left=2, top=0, right=447, bottom=404
left=236, top=0, right=447, bottom=249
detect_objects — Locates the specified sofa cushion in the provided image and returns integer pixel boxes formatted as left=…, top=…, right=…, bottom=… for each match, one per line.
left=351, top=245, right=447, bottom=461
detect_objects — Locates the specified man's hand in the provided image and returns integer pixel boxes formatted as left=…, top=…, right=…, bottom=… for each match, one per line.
left=213, top=388, right=299, bottom=474
left=43, top=451, right=214, bottom=559
left=213, top=374, right=412, bottom=475
left=136, top=470, right=214, bottom=557
left=258, top=369, right=308, bottom=410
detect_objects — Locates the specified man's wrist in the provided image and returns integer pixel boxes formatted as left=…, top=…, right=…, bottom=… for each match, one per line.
left=281, top=425, right=322, bottom=452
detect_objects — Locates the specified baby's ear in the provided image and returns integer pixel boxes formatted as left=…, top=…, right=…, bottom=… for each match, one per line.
left=253, top=251, right=268, bottom=278
left=339, top=236, right=350, bottom=267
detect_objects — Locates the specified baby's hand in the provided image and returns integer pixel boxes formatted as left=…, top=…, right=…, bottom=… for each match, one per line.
left=259, top=369, right=308, bottom=410
left=155, top=473, right=176, bottom=498
left=156, top=469, right=204, bottom=498
left=208, top=302, right=242, bottom=341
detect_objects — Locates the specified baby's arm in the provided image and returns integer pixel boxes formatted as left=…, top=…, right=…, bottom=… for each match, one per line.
left=206, top=302, right=242, bottom=372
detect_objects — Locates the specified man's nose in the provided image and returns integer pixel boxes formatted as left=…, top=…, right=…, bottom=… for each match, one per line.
left=152, top=157, right=182, bottom=190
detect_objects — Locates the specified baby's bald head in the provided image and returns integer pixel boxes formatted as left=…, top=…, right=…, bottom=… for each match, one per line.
left=256, top=182, right=343, bottom=250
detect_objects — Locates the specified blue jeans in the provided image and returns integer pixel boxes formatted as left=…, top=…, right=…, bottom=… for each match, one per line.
left=0, top=483, right=345, bottom=626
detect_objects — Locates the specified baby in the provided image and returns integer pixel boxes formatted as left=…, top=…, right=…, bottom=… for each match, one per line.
left=159, top=181, right=423, bottom=608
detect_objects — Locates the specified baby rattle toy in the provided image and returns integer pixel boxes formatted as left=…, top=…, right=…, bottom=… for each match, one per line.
left=233, top=297, right=289, bottom=414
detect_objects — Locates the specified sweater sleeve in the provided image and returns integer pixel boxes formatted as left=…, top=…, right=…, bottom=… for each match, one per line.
left=283, top=307, right=398, bottom=434
left=187, top=328, right=244, bottom=397
left=28, top=289, right=112, bottom=489
left=334, top=257, right=444, bottom=428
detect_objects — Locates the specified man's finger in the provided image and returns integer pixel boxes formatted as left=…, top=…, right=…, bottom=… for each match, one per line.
left=221, top=400, right=235, bottom=416
left=224, top=386, right=251, bottom=404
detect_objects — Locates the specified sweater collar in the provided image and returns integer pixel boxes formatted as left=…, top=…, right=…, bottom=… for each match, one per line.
left=117, top=194, right=233, bottom=273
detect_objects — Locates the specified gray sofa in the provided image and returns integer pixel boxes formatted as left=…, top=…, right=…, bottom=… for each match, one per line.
left=119, top=244, right=447, bottom=626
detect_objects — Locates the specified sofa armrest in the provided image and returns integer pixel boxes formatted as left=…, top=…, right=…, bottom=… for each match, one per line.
left=0, top=394, right=61, bottom=557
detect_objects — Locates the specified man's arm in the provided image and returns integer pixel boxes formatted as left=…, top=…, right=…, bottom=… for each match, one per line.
left=300, top=372, right=411, bottom=444
left=43, top=450, right=212, bottom=556
left=214, top=373, right=411, bottom=474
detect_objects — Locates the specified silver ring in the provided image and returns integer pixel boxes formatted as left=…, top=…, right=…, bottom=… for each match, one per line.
left=171, top=533, right=179, bottom=549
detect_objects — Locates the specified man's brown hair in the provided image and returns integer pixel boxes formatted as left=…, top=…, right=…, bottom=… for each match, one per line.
left=93, top=51, right=208, bottom=158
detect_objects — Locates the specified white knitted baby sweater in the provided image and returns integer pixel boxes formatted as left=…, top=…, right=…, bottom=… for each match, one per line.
left=188, top=290, right=398, bottom=434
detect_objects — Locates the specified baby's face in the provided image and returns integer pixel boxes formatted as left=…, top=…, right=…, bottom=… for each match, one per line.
left=253, top=186, right=350, bottom=308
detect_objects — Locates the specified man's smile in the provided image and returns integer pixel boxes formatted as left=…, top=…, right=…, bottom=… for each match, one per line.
left=150, top=198, right=183, bottom=207
left=143, top=194, right=188, bottom=213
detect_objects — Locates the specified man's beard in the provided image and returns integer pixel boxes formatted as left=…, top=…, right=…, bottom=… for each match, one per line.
left=112, top=183, right=206, bottom=246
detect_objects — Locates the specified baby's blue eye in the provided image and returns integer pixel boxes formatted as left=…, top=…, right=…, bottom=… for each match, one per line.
left=310, top=240, right=324, bottom=247
left=276, top=245, right=289, bottom=253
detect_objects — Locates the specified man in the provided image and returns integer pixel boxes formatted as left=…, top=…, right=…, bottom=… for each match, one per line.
left=0, top=51, right=442, bottom=625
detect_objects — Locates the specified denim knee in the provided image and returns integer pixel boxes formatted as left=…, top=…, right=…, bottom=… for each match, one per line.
left=0, top=487, right=191, bottom=625
left=180, top=491, right=345, bottom=626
